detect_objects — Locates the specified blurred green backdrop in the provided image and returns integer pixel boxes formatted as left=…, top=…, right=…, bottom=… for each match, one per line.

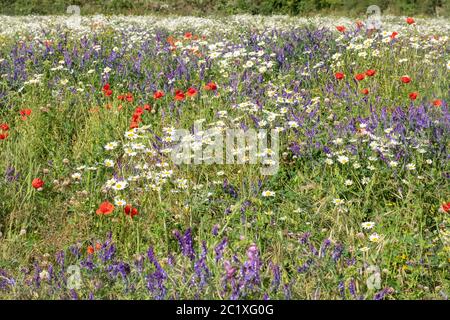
left=0, top=0, right=448, bottom=16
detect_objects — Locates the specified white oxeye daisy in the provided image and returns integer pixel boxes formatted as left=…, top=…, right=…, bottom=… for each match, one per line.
left=353, top=162, right=361, bottom=169
left=124, top=130, right=138, bottom=140
left=369, top=233, right=381, bottom=243
left=332, top=198, right=345, bottom=206
left=104, top=141, right=118, bottom=150
left=71, top=172, right=82, bottom=180
left=160, top=169, right=173, bottom=178
left=344, top=179, right=353, bottom=186
left=112, top=180, right=128, bottom=191
left=406, top=163, right=416, bottom=171
left=105, top=177, right=117, bottom=188
left=104, top=159, right=114, bottom=167
left=389, top=161, right=398, bottom=167
left=337, top=155, right=349, bottom=164
left=262, top=190, right=275, bottom=197
left=114, top=198, right=127, bottom=206
left=362, top=221, right=375, bottom=230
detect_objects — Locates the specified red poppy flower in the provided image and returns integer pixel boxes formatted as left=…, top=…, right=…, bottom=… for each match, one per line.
left=174, top=90, right=185, bottom=101
left=95, top=243, right=102, bottom=250
left=184, top=32, right=193, bottom=40
left=390, top=31, right=398, bottom=39
left=124, top=204, right=139, bottom=218
left=134, top=107, right=144, bottom=115
left=335, top=72, right=345, bottom=80
left=20, top=109, right=32, bottom=120
left=0, top=123, right=9, bottom=131
left=204, top=81, right=217, bottom=91
left=439, top=202, right=450, bottom=213
left=104, top=89, right=113, bottom=97
left=365, top=69, right=376, bottom=77
left=87, top=245, right=95, bottom=255
left=129, top=121, right=139, bottom=129
left=336, top=26, right=346, bottom=33
left=153, top=90, right=165, bottom=99
left=409, top=92, right=418, bottom=100
left=406, top=17, right=415, bottom=25
left=117, top=95, right=125, bottom=101
left=103, top=83, right=110, bottom=91
left=143, top=104, right=152, bottom=111
left=96, top=201, right=115, bottom=215
left=400, top=76, right=411, bottom=84
left=32, top=178, right=44, bottom=189
left=355, top=73, right=365, bottom=81
left=0, top=133, right=8, bottom=140
left=126, top=93, right=133, bottom=103
left=361, top=88, right=369, bottom=95
left=186, top=87, right=198, bottom=97
left=432, top=99, right=442, bottom=107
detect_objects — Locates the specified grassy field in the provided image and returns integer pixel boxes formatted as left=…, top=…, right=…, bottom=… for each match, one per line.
left=0, top=15, right=449, bottom=299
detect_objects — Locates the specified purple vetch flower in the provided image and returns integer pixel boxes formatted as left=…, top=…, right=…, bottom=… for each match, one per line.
left=0, top=269, right=16, bottom=291
left=69, top=245, right=81, bottom=259
left=271, top=264, right=281, bottom=292
left=331, top=243, right=344, bottom=262
left=80, top=255, right=95, bottom=271
left=214, top=237, right=227, bottom=262
left=338, top=281, right=345, bottom=299
left=297, top=259, right=313, bottom=273
left=299, top=232, right=311, bottom=244
left=309, top=243, right=319, bottom=256
left=70, top=289, right=79, bottom=300
left=223, top=179, right=238, bottom=199
left=193, top=241, right=210, bottom=289
left=5, top=166, right=20, bottom=182
left=173, top=228, right=196, bottom=260
left=319, top=239, right=331, bottom=257
left=373, top=287, right=394, bottom=300
left=134, top=254, right=144, bottom=273
left=212, top=224, right=219, bottom=236
left=146, top=247, right=167, bottom=300
left=349, top=279, right=356, bottom=298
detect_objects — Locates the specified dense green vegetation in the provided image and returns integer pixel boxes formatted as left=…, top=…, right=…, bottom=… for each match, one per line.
left=0, top=0, right=448, bottom=16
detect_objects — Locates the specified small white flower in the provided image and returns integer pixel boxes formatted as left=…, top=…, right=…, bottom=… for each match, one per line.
left=353, top=162, right=361, bottom=169
left=112, top=180, right=128, bottom=191
left=71, top=172, right=82, bottom=180
left=262, top=190, right=275, bottom=197
left=406, top=163, right=416, bottom=171
left=344, top=179, right=353, bottom=186
left=325, top=158, right=334, bottom=165
left=425, top=159, right=432, bottom=165
left=104, top=141, right=119, bottom=150
left=124, top=130, right=138, bottom=140
left=337, top=155, right=349, bottom=164
left=104, top=159, right=114, bottom=167
left=369, top=233, right=381, bottom=243
left=362, top=221, right=375, bottom=230
left=114, top=198, right=127, bottom=206
left=389, top=161, right=398, bottom=168
left=333, top=198, right=345, bottom=206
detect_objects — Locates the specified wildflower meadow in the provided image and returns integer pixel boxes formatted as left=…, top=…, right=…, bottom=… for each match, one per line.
left=0, top=11, right=449, bottom=301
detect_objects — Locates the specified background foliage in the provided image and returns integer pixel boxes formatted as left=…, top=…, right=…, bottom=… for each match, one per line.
left=0, top=0, right=449, bottom=16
